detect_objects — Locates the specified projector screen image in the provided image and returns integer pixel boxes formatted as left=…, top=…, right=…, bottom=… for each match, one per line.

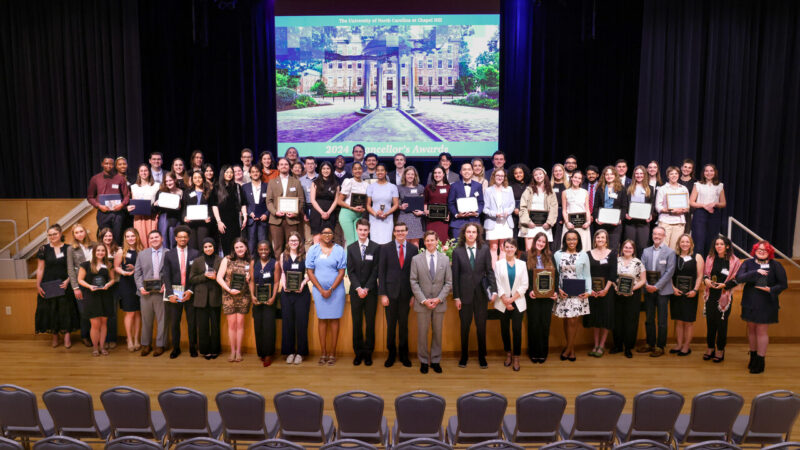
left=275, top=14, right=500, bottom=158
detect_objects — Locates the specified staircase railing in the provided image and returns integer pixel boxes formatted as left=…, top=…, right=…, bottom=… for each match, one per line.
left=727, top=216, right=799, bottom=284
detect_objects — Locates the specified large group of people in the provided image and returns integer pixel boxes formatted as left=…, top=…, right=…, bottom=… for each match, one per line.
left=33, top=147, right=788, bottom=375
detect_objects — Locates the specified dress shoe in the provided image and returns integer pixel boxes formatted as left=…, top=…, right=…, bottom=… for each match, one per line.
left=204, top=354, right=213, bottom=360
left=749, top=354, right=765, bottom=374
left=650, top=347, right=665, bottom=357
left=400, top=357, right=412, bottom=367
left=190, top=349, right=198, bottom=358
left=353, top=354, right=363, bottom=366
left=512, top=356, right=520, bottom=371
left=420, top=363, right=429, bottom=374
left=153, top=347, right=165, bottom=357
left=636, top=345, right=654, bottom=353
left=624, top=350, right=633, bottom=358
left=210, top=354, right=218, bottom=359
left=169, top=349, right=181, bottom=359
left=748, top=351, right=756, bottom=370
left=703, top=350, right=714, bottom=360
left=140, top=345, right=152, bottom=357
left=384, top=354, right=396, bottom=368
left=678, top=349, right=692, bottom=356
left=82, top=338, right=92, bottom=347
left=504, top=352, right=512, bottom=367
left=669, top=348, right=681, bottom=354
left=479, top=357, right=488, bottom=369
left=108, top=342, right=117, bottom=349
left=431, top=363, right=442, bottom=373
left=608, top=347, right=622, bottom=354
left=458, top=357, right=468, bottom=368
left=263, top=356, right=272, bottom=367
left=712, top=351, right=725, bottom=363
left=364, top=354, right=373, bottom=366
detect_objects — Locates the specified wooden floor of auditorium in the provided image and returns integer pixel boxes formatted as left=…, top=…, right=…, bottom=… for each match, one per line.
left=3, top=338, right=799, bottom=447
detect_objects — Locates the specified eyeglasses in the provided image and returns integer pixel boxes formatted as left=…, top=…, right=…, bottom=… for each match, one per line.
left=321, top=231, right=333, bottom=235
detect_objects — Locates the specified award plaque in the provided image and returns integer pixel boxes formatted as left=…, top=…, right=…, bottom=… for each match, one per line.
left=278, top=197, right=299, bottom=214
left=617, top=275, right=635, bottom=295
left=91, top=275, right=106, bottom=288
left=592, top=277, right=606, bottom=292
left=428, top=203, right=448, bottom=220
left=666, top=193, right=689, bottom=210
left=230, top=273, right=246, bottom=291
left=568, top=213, right=587, bottom=227
left=646, top=270, right=661, bottom=285
left=143, top=279, right=161, bottom=293
left=755, top=275, right=769, bottom=287
left=171, top=284, right=185, bottom=300
left=675, top=276, right=694, bottom=293
left=286, top=271, right=303, bottom=292
left=529, top=210, right=549, bottom=226
left=350, top=193, right=367, bottom=208
left=533, top=269, right=554, bottom=298
left=98, top=194, right=122, bottom=208
left=257, top=284, right=273, bottom=303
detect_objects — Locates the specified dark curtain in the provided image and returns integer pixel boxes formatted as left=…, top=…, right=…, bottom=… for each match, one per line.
left=500, top=0, right=643, bottom=171
left=0, top=0, right=144, bottom=198
left=138, top=0, right=276, bottom=169
left=635, top=0, right=800, bottom=251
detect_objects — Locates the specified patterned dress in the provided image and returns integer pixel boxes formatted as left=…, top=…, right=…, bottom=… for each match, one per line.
left=554, top=252, right=590, bottom=318
left=222, top=258, right=251, bottom=315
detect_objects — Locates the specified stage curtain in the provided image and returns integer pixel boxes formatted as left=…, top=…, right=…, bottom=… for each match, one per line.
left=0, top=0, right=144, bottom=198
left=635, top=0, right=800, bottom=251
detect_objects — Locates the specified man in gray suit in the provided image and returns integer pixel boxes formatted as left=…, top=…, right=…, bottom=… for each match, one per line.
left=134, top=230, right=167, bottom=357
left=409, top=231, right=452, bottom=374
left=639, top=226, right=676, bottom=357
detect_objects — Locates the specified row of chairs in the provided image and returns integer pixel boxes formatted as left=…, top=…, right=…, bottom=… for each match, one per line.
left=1, top=385, right=798, bottom=449
left=4, top=435, right=800, bottom=450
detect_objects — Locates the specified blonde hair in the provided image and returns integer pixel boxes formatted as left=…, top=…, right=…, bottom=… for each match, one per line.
left=402, top=166, right=420, bottom=187
left=121, top=228, right=144, bottom=254
left=551, top=163, right=566, bottom=186
left=626, top=165, right=651, bottom=197
left=70, top=224, right=93, bottom=249
left=491, top=168, right=509, bottom=187
left=675, top=233, right=695, bottom=255
left=598, top=166, right=623, bottom=193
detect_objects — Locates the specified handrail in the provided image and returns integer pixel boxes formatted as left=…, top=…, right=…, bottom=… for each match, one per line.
left=0, top=217, right=48, bottom=256
left=0, top=220, right=19, bottom=255
left=728, top=216, right=800, bottom=272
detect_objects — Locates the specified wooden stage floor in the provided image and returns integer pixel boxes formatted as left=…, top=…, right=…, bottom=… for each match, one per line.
left=2, top=338, right=799, bottom=446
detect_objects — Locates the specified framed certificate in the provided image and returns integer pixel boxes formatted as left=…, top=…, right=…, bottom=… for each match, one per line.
left=158, top=192, right=181, bottom=210
left=350, top=193, right=367, bottom=208
left=171, top=284, right=185, bottom=300
left=646, top=270, right=661, bottom=285
left=286, top=271, right=303, bottom=292
left=675, top=275, right=694, bottom=292
left=628, top=202, right=651, bottom=220
left=230, top=273, right=246, bottom=291
left=562, top=278, right=586, bottom=297
left=456, top=196, right=479, bottom=213
left=428, top=203, right=448, bottom=220
left=143, top=279, right=161, bottom=293
left=186, top=205, right=209, bottom=221
left=568, top=213, right=587, bottom=227
left=666, top=193, right=689, bottom=210
left=130, top=199, right=152, bottom=216
left=592, top=277, right=606, bottom=292
left=533, top=269, right=554, bottom=298
left=256, top=284, right=273, bottom=303
left=278, top=197, right=299, bottom=214
left=597, top=208, right=621, bottom=224
left=403, top=196, right=424, bottom=212
left=41, top=280, right=66, bottom=299
left=529, top=210, right=548, bottom=226
left=98, top=194, right=122, bottom=208
left=617, top=275, right=635, bottom=295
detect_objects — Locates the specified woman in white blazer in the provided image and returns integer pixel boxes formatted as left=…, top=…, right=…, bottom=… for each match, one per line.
left=494, top=238, right=529, bottom=371
left=484, top=169, right=516, bottom=266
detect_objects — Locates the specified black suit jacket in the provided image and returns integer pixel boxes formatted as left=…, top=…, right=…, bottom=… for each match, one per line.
left=592, top=185, right=629, bottom=221
left=187, top=256, right=222, bottom=308
left=347, top=240, right=380, bottom=293
left=452, top=245, right=497, bottom=304
left=161, top=246, right=200, bottom=297
left=377, top=240, right=418, bottom=299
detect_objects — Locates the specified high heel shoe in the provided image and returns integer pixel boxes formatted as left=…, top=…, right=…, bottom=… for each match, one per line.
left=504, top=352, right=512, bottom=367
left=512, top=356, right=520, bottom=371
left=703, top=349, right=714, bottom=361
left=712, top=351, right=724, bottom=363
left=560, top=349, right=568, bottom=361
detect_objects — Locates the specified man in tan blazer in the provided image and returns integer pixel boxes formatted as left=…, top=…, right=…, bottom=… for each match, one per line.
left=266, top=157, right=305, bottom=256
left=409, top=230, right=452, bottom=374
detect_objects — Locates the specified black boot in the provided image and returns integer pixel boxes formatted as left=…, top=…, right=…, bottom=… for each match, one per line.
left=748, top=351, right=756, bottom=370
left=750, top=354, right=765, bottom=374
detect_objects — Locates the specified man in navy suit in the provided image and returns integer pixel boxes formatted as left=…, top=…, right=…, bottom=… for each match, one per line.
left=242, top=163, right=268, bottom=254
left=161, top=225, right=200, bottom=359
left=447, top=162, right=484, bottom=237
left=377, top=222, right=418, bottom=368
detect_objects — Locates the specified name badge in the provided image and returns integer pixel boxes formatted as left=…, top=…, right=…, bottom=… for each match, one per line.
left=320, top=253, right=328, bottom=259
left=56, top=252, right=65, bottom=259
left=127, top=251, right=133, bottom=258
left=111, top=184, right=119, bottom=189
left=99, top=264, right=108, bottom=270
left=263, top=272, right=271, bottom=278
left=474, top=191, right=480, bottom=197
left=244, top=265, right=250, bottom=271
left=365, top=254, right=373, bottom=261
left=760, top=264, right=770, bottom=269
left=189, top=191, right=197, bottom=198
left=659, top=259, right=666, bottom=265
left=721, top=268, right=729, bottom=276
left=600, top=258, right=608, bottom=265
left=188, top=259, right=194, bottom=265
left=609, top=192, right=618, bottom=199
left=683, top=256, right=693, bottom=262
left=291, top=263, right=299, bottom=269
left=289, top=187, right=296, bottom=192
left=553, top=188, right=560, bottom=193
left=410, top=189, right=418, bottom=194
left=261, top=193, right=267, bottom=198
left=439, top=188, right=447, bottom=194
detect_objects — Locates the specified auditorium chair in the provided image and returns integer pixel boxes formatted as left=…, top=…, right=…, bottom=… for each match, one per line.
left=674, top=390, right=744, bottom=444
left=157, top=387, right=223, bottom=447
left=41, top=386, right=111, bottom=442
left=0, top=384, right=55, bottom=447
left=392, top=437, right=453, bottom=450
left=272, top=389, right=335, bottom=444
left=174, top=437, right=233, bottom=449
left=612, top=439, right=671, bottom=450
left=446, top=390, right=507, bottom=445
left=684, top=441, right=741, bottom=450
left=763, top=443, right=800, bottom=450
left=0, top=436, right=22, bottom=450
left=32, top=436, right=91, bottom=449
left=502, top=390, right=567, bottom=444
left=333, top=391, right=389, bottom=446
left=466, top=439, right=525, bottom=450
left=104, top=435, right=163, bottom=449
left=615, top=388, right=684, bottom=446
left=100, top=386, right=166, bottom=443
left=215, top=388, right=279, bottom=447
left=320, top=438, right=379, bottom=450
left=247, top=439, right=306, bottom=450
left=392, top=391, right=446, bottom=443
left=731, top=390, right=800, bottom=446
left=540, top=440, right=597, bottom=450
left=559, top=389, right=626, bottom=449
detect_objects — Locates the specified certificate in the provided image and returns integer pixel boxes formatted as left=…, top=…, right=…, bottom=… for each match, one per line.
left=286, top=271, right=303, bottom=292
left=533, top=269, right=554, bottom=298
left=592, top=277, right=606, bottom=292
left=350, top=193, right=367, bottom=208
left=41, top=280, right=66, bottom=299
left=130, top=199, right=152, bottom=216
left=456, top=196, right=479, bottom=214
left=628, top=202, right=651, bottom=220
left=278, top=197, right=299, bottom=214
left=568, top=213, right=587, bottom=227
left=528, top=210, right=548, bottom=226
left=666, top=193, right=689, bottom=210
left=428, top=203, right=448, bottom=220
left=186, top=205, right=209, bottom=221
left=403, top=196, right=424, bottom=212
left=675, top=276, right=694, bottom=292
left=158, top=192, right=181, bottom=210
left=562, top=278, right=586, bottom=297
left=616, top=275, right=635, bottom=295
left=646, top=270, right=661, bottom=285
left=230, top=273, right=246, bottom=291
left=256, top=284, right=273, bottom=304
left=143, top=279, right=161, bottom=293
left=98, top=194, right=122, bottom=208
left=597, top=208, right=621, bottom=224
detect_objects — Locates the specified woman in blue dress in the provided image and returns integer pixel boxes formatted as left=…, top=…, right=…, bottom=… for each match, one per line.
left=306, top=227, right=347, bottom=366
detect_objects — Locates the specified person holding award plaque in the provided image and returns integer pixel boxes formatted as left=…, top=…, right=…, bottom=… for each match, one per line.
left=423, top=166, right=451, bottom=242
left=736, top=241, right=788, bottom=374
left=701, top=236, right=741, bottom=363
left=623, top=166, right=655, bottom=257
left=306, top=227, right=347, bottom=366
left=114, top=229, right=144, bottom=352
left=266, top=158, right=306, bottom=257
left=217, top=238, right=252, bottom=363
left=655, top=166, right=690, bottom=250
left=584, top=229, right=617, bottom=358
left=561, top=170, right=592, bottom=251
left=550, top=164, right=569, bottom=253
left=182, top=170, right=215, bottom=251
left=280, top=232, right=311, bottom=365
left=484, top=169, right=516, bottom=267
left=154, top=172, right=184, bottom=249
left=98, top=228, right=119, bottom=348
left=67, top=224, right=94, bottom=346
left=366, top=164, right=399, bottom=245
left=188, top=238, right=222, bottom=360
left=78, top=244, right=117, bottom=356
left=249, top=240, right=280, bottom=367
left=689, top=164, right=727, bottom=256
left=337, top=162, right=370, bottom=247
left=669, top=234, right=703, bottom=356
left=639, top=227, right=676, bottom=357
left=35, top=224, right=80, bottom=349
left=134, top=230, right=167, bottom=357
left=447, top=162, right=484, bottom=237
left=163, top=226, right=200, bottom=359
left=613, top=240, right=646, bottom=358
left=519, top=167, right=558, bottom=252
left=553, top=230, right=591, bottom=361
left=494, top=239, right=528, bottom=371
left=87, top=156, right=130, bottom=245
left=592, top=167, right=627, bottom=252
left=397, top=166, right=426, bottom=247
left=526, top=232, right=558, bottom=363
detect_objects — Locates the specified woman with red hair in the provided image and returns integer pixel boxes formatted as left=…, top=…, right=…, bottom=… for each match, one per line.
left=736, top=241, right=788, bottom=374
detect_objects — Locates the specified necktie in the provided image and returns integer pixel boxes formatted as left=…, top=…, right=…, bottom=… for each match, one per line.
left=152, top=249, right=161, bottom=278
left=588, top=183, right=595, bottom=213
left=469, top=247, right=475, bottom=268
left=361, top=244, right=366, bottom=260
left=398, top=243, right=404, bottom=269
left=429, top=254, right=436, bottom=280
left=179, top=248, right=186, bottom=286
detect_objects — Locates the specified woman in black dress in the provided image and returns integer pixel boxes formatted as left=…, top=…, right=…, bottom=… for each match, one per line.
left=280, top=231, right=311, bottom=365
left=78, top=244, right=117, bottom=356
left=525, top=232, right=558, bottom=363
left=97, top=227, right=119, bottom=349
left=35, top=224, right=80, bottom=348
left=736, top=240, right=788, bottom=374
left=584, top=229, right=616, bottom=357
left=669, top=234, right=703, bottom=356
left=509, top=164, right=530, bottom=251
left=702, top=236, right=742, bottom=363
left=212, top=165, right=245, bottom=255
left=309, top=162, right=340, bottom=245
left=114, top=228, right=144, bottom=352
left=250, top=240, right=281, bottom=367
left=183, top=170, right=215, bottom=251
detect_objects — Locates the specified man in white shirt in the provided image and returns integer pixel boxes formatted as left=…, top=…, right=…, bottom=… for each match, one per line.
left=388, top=153, right=407, bottom=185
left=616, top=159, right=631, bottom=187
left=344, top=144, right=366, bottom=175
left=149, top=152, right=164, bottom=184
left=240, top=148, right=254, bottom=183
